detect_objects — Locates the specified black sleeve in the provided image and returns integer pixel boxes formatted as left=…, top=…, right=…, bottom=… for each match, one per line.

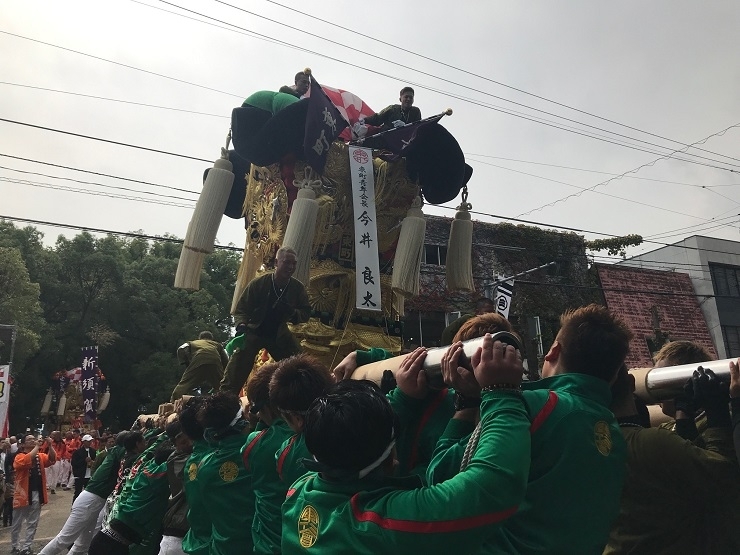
left=731, top=398, right=740, bottom=462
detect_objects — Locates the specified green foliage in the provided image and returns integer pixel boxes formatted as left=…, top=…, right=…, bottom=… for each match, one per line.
left=585, top=235, right=643, bottom=257
left=0, top=220, right=238, bottom=431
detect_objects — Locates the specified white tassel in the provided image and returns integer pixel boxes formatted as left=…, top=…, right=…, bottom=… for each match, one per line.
left=56, top=393, right=67, bottom=416
left=231, top=244, right=261, bottom=314
left=98, top=387, right=111, bottom=412
left=282, top=167, right=321, bottom=286
left=40, top=389, right=52, bottom=414
left=446, top=194, right=474, bottom=292
left=392, top=196, right=426, bottom=297
left=175, top=142, right=234, bottom=290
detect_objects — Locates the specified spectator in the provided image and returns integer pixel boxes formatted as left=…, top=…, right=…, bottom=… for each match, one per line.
left=171, top=331, right=229, bottom=401
left=605, top=364, right=740, bottom=553
left=12, top=434, right=56, bottom=555
left=71, top=434, right=96, bottom=502
left=220, top=246, right=311, bottom=393
left=281, top=340, right=530, bottom=554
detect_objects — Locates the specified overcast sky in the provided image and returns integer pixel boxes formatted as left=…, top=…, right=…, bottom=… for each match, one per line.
left=2, top=0, right=739, bottom=265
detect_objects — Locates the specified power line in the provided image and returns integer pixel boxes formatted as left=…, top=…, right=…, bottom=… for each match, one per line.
left=0, top=176, right=194, bottom=208
left=152, top=1, right=740, bottom=171
left=207, top=0, right=740, bottom=169
left=0, top=30, right=243, bottom=100
left=264, top=0, right=740, bottom=165
left=464, top=153, right=740, bottom=189
left=0, top=165, right=198, bottom=202
left=0, top=118, right=213, bottom=163
left=0, top=215, right=242, bottom=252
left=4, top=23, right=737, bottom=175
left=0, top=81, right=229, bottom=119
left=516, top=122, right=740, bottom=217
left=0, top=153, right=200, bottom=195
left=465, top=156, right=713, bottom=220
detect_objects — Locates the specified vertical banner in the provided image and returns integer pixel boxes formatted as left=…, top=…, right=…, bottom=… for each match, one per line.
left=0, top=365, right=10, bottom=437
left=348, top=147, right=382, bottom=312
left=80, top=346, right=99, bottom=422
left=304, top=74, right=349, bottom=173
left=495, top=280, right=514, bottom=319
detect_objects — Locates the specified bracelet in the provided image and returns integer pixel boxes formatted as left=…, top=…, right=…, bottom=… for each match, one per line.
left=481, top=384, right=522, bottom=393
left=453, top=392, right=482, bottom=412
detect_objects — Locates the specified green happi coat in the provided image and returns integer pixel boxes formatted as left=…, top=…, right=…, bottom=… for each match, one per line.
left=275, top=432, right=311, bottom=487
left=196, top=433, right=254, bottom=555
left=244, top=419, right=295, bottom=555
left=426, top=373, right=627, bottom=554
left=281, top=390, right=530, bottom=554
left=181, top=440, right=212, bottom=555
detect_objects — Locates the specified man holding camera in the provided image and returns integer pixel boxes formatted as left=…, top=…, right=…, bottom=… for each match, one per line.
left=219, top=246, right=311, bottom=393
left=70, top=434, right=96, bottom=502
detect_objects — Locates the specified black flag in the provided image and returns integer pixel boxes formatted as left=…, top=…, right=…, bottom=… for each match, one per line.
left=304, top=75, right=349, bottom=173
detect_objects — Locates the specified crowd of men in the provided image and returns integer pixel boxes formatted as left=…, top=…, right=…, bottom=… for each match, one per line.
left=7, top=245, right=740, bottom=554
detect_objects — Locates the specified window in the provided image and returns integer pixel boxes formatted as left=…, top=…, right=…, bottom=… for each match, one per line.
left=709, top=264, right=740, bottom=297
left=722, top=325, right=740, bottom=358
left=423, top=244, right=447, bottom=266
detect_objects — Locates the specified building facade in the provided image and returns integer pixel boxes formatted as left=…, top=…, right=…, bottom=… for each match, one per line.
left=619, top=235, right=740, bottom=359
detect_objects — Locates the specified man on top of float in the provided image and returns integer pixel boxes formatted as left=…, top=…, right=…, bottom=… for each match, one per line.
left=219, top=246, right=311, bottom=394
left=364, top=86, right=422, bottom=130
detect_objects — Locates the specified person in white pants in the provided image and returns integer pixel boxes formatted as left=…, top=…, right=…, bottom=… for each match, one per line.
left=38, top=489, right=107, bottom=555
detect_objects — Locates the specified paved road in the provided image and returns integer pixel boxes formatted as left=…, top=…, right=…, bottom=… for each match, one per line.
left=0, top=487, right=78, bottom=553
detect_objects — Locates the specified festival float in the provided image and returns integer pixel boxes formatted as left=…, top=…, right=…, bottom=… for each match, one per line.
left=41, top=356, right=111, bottom=432
left=175, top=69, right=474, bottom=368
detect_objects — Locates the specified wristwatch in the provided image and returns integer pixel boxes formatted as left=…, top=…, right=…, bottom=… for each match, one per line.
left=454, top=392, right=481, bottom=412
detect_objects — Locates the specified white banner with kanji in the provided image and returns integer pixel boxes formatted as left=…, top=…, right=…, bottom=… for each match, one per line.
left=0, top=365, right=10, bottom=437
left=495, top=280, right=514, bottom=319
left=348, top=147, right=382, bottom=311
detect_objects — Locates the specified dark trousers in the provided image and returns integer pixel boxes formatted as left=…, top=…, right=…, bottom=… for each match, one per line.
left=73, top=477, right=89, bottom=502
left=219, top=330, right=301, bottom=393
left=2, top=497, right=12, bottom=525
left=89, top=530, right=130, bottom=555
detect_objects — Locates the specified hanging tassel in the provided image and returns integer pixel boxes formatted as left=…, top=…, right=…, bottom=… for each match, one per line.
left=98, top=387, right=111, bottom=412
left=231, top=242, right=261, bottom=314
left=40, top=388, right=53, bottom=414
left=175, top=135, right=235, bottom=290
left=56, top=393, right=67, bottom=416
left=446, top=187, right=474, bottom=292
left=392, top=196, right=426, bottom=297
left=282, top=166, right=321, bottom=286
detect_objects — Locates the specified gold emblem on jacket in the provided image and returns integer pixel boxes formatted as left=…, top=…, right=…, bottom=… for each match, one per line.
left=298, top=505, right=319, bottom=547
left=218, top=461, right=239, bottom=482
left=594, top=421, right=612, bottom=456
left=187, top=462, right=198, bottom=481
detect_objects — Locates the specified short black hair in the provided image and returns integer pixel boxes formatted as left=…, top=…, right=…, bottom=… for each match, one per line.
left=179, top=396, right=206, bottom=441
left=115, top=431, right=129, bottom=447
left=124, top=431, right=144, bottom=452
left=198, top=392, right=241, bottom=431
left=400, top=86, right=414, bottom=96
left=269, top=354, right=333, bottom=413
left=165, top=420, right=182, bottom=440
left=304, top=380, right=398, bottom=477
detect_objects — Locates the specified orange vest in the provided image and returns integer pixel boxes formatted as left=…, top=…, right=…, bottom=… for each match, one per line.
left=13, top=452, right=52, bottom=508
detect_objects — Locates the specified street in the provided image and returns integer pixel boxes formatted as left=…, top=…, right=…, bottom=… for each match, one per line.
left=0, top=487, right=78, bottom=553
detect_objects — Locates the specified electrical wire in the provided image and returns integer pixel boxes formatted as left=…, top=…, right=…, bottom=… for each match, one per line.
left=0, top=153, right=200, bottom=195
left=516, top=122, right=740, bottom=217
left=0, top=214, right=242, bottom=252
left=0, top=165, right=198, bottom=202
left=264, top=0, right=740, bottom=165
left=0, top=118, right=213, bottom=163
left=0, top=176, right=194, bottom=208
left=0, top=81, right=229, bottom=119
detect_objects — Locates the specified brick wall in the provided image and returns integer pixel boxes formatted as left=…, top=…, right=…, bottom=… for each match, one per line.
left=595, top=264, right=717, bottom=367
